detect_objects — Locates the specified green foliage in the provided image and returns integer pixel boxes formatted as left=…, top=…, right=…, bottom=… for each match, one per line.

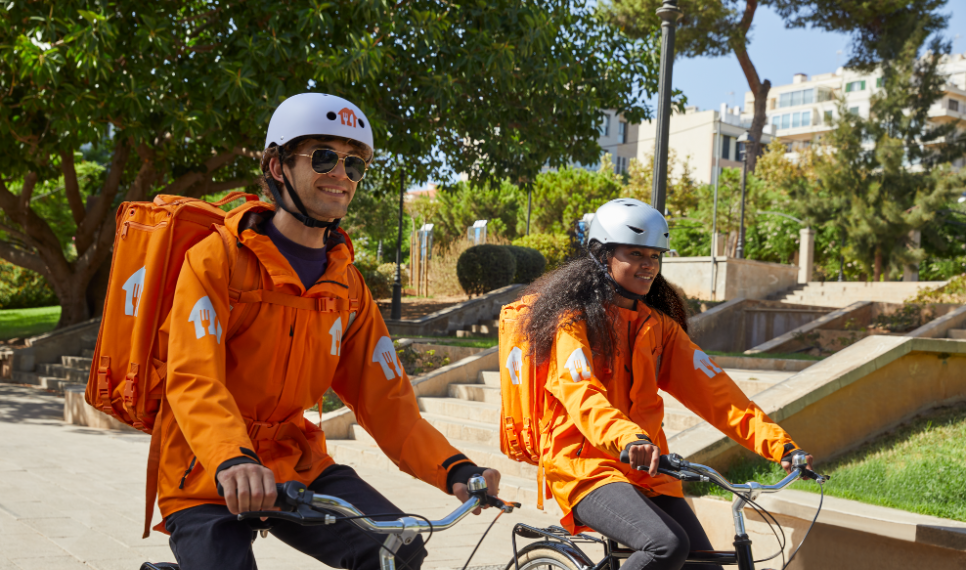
left=505, top=246, right=547, bottom=284
left=397, top=346, right=451, bottom=377
left=907, top=274, right=966, bottom=304
left=525, top=166, right=623, bottom=235
left=0, top=305, right=61, bottom=341
left=412, top=179, right=525, bottom=250
left=457, top=244, right=516, bottom=297
left=358, top=262, right=408, bottom=301
left=512, top=233, right=573, bottom=270
left=0, top=260, right=58, bottom=310
left=688, top=405, right=966, bottom=522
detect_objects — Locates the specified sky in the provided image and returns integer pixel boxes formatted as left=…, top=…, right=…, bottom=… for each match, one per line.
left=669, top=2, right=966, bottom=114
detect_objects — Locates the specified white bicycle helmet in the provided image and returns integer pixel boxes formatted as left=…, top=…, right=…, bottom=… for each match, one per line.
left=587, top=198, right=670, bottom=251
left=261, top=93, right=375, bottom=232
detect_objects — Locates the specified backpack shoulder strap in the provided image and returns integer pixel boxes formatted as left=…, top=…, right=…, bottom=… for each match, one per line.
left=215, top=226, right=261, bottom=338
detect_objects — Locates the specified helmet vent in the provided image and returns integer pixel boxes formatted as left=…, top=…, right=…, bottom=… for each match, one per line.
left=359, top=119, right=366, bottom=128
left=627, top=225, right=645, bottom=234
left=326, top=111, right=337, bottom=120
left=624, top=203, right=636, bottom=207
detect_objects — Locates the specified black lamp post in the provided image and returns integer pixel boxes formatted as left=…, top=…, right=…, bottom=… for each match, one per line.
left=390, top=169, right=404, bottom=320
left=650, top=0, right=683, bottom=214
left=735, top=131, right=752, bottom=259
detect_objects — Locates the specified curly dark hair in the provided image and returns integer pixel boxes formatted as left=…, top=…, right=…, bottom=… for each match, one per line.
left=521, top=240, right=689, bottom=365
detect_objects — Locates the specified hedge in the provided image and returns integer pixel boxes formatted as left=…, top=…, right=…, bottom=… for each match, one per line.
left=457, top=244, right=516, bottom=296
left=505, top=245, right=547, bottom=284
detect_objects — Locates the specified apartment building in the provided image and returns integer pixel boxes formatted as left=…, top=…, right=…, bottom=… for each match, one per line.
left=739, top=51, right=966, bottom=165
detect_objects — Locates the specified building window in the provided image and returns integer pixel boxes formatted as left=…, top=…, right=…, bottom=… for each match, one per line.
left=824, top=110, right=834, bottom=123
left=618, top=121, right=627, bottom=144
left=849, top=106, right=860, bottom=116
left=778, top=89, right=815, bottom=108
left=600, top=114, right=610, bottom=136
left=950, top=99, right=960, bottom=112
left=792, top=112, right=802, bottom=128
left=876, top=77, right=883, bottom=88
left=802, top=111, right=811, bottom=126
left=721, top=135, right=732, bottom=159
left=781, top=114, right=790, bottom=129
left=845, top=80, right=866, bottom=93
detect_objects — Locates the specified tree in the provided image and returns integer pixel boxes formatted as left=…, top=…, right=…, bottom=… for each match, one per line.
left=1, top=1, right=661, bottom=327
left=411, top=179, right=525, bottom=250
left=524, top=163, right=623, bottom=235
left=622, top=150, right=700, bottom=218
left=605, top=0, right=951, bottom=173
left=790, top=26, right=965, bottom=281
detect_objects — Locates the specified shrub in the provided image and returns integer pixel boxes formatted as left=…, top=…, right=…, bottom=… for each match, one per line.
left=512, top=233, right=572, bottom=269
left=360, top=262, right=409, bottom=300
left=505, top=246, right=547, bottom=283
left=0, top=261, right=58, bottom=310
left=457, top=244, right=516, bottom=296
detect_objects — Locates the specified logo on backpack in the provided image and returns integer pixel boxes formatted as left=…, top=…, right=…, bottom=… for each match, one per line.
left=372, top=336, right=402, bottom=380
left=122, top=267, right=146, bottom=317
left=693, top=350, right=722, bottom=379
left=188, top=296, right=223, bottom=344
left=329, top=318, right=343, bottom=356
left=506, top=346, right=523, bottom=385
left=564, top=348, right=592, bottom=382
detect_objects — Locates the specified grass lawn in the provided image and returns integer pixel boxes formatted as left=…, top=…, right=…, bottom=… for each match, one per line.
left=398, top=336, right=498, bottom=349
left=0, top=306, right=61, bottom=341
left=707, top=350, right=824, bottom=361
left=686, top=405, right=966, bottom=522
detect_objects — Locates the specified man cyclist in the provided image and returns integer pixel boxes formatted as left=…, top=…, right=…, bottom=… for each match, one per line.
left=158, top=93, right=499, bottom=570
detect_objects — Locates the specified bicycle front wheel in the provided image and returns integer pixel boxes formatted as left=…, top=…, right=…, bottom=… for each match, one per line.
left=506, top=546, right=582, bottom=570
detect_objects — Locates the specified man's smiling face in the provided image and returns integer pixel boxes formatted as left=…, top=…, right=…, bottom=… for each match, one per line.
left=270, top=137, right=363, bottom=221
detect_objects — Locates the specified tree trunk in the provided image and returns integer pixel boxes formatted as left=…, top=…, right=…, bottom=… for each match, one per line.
left=54, top=278, right=93, bottom=329
left=746, top=80, right=771, bottom=172
left=732, top=0, right=769, bottom=172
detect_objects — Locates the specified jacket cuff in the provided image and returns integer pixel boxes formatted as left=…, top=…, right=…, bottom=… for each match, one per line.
left=446, top=463, right=487, bottom=494
left=619, top=433, right=653, bottom=454
left=441, top=453, right=475, bottom=494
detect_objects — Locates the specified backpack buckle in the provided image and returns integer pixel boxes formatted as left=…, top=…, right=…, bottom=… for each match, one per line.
left=316, top=297, right=337, bottom=312
left=96, top=356, right=112, bottom=410
left=123, top=363, right=139, bottom=406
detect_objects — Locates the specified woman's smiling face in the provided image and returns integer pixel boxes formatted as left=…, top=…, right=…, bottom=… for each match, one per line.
left=607, top=244, right=662, bottom=297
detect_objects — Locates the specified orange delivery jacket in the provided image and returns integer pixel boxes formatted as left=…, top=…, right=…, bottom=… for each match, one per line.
left=155, top=201, right=474, bottom=523
left=541, top=303, right=799, bottom=534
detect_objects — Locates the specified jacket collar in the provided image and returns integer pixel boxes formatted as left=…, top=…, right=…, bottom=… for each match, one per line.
left=223, top=201, right=356, bottom=296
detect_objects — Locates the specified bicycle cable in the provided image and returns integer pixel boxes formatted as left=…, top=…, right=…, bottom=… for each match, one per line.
left=460, top=508, right=506, bottom=570
left=782, top=480, right=824, bottom=570
left=705, top=479, right=787, bottom=567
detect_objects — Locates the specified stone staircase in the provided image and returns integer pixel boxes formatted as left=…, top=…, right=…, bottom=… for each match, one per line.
left=772, top=281, right=946, bottom=308
left=329, top=358, right=806, bottom=515
left=455, top=318, right=498, bottom=339
left=9, top=347, right=94, bottom=393
left=948, top=328, right=966, bottom=340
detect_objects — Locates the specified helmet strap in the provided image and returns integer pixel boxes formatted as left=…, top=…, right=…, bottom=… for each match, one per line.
left=589, top=252, right=649, bottom=303
left=266, top=147, right=343, bottom=241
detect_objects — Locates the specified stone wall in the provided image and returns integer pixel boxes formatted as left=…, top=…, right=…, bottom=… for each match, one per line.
left=662, top=256, right=800, bottom=301
left=690, top=298, right=832, bottom=353
left=385, top=284, right=524, bottom=337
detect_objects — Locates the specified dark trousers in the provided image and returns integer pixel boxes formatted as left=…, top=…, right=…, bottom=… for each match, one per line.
left=165, top=465, right=428, bottom=570
left=572, top=482, right=724, bottom=570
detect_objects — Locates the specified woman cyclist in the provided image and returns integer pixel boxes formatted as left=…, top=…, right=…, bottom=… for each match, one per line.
left=520, top=198, right=815, bottom=570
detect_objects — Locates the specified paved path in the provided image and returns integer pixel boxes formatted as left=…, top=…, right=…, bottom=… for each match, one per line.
left=0, top=385, right=602, bottom=570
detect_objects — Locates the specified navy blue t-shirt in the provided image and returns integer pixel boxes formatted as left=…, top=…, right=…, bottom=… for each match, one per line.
left=265, top=222, right=328, bottom=290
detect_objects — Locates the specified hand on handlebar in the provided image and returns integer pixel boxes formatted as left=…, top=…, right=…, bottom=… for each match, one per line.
left=217, top=463, right=278, bottom=516
left=780, top=452, right=815, bottom=476
left=453, top=468, right=501, bottom=515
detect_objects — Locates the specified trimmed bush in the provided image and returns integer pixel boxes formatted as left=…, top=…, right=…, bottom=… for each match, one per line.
left=457, top=245, right=516, bottom=297
left=505, top=246, right=547, bottom=283
left=512, top=233, right=572, bottom=269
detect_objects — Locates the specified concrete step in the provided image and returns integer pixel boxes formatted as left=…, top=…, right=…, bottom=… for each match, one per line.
left=949, top=329, right=966, bottom=340
left=82, top=349, right=95, bottom=359
left=422, top=413, right=500, bottom=447
left=2, top=371, right=83, bottom=394
left=35, top=363, right=89, bottom=383
left=469, top=323, right=497, bottom=335
left=455, top=329, right=498, bottom=339
left=479, top=370, right=500, bottom=387
left=418, top=397, right=501, bottom=425
left=62, top=355, right=93, bottom=369
left=448, top=383, right=502, bottom=404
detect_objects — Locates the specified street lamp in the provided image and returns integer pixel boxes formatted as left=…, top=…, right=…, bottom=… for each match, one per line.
left=959, top=191, right=966, bottom=203
left=390, top=169, right=404, bottom=320
left=735, top=131, right=752, bottom=259
left=650, top=0, right=683, bottom=214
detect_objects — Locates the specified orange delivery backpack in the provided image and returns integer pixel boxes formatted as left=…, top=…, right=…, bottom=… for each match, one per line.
left=498, top=296, right=553, bottom=509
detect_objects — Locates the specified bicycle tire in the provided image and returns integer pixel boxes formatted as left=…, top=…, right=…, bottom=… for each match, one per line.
left=506, top=547, right=582, bottom=570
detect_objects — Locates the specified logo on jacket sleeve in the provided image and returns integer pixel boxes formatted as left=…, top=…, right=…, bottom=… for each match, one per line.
left=188, top=296, right=223, bottom=344
left=564, top=348, right=592, bottom=382
left=506, top=346, right=523, bottom=385
left=693, top=350, right=723, bottom=379
left=372, top=336, right=402, bottom=380
left=122, top=266, right=146, bottom=317
left=329, top=318, right=343, bottom=356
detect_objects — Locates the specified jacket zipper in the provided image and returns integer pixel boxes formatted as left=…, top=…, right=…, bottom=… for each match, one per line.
left=121, top=219, right=168, bottom=238
left=575, top=439, right=585, bottom=457
left=179, top=456, right=197, bottom=489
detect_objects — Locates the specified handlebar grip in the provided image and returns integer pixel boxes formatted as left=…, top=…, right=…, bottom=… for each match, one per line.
left=619, top=448, right=630, bottom=464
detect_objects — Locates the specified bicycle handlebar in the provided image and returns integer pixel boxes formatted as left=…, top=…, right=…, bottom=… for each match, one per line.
left=618, top=451, right=829, bottom=495
left=237, top=475, right=520, bottom=535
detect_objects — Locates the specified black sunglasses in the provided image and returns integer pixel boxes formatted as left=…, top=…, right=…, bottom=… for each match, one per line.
left=294, top=149, right=369, bottom=182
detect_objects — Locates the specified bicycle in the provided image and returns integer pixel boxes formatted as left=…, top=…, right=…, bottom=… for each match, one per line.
left=140, top=474, right=519, bottom=570
left=506, top=453, right=829, bottom=570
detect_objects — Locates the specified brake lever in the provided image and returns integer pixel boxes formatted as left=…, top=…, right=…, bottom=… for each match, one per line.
left=238, top=503, right=334, bottom=526
left=799, top=467, right=830, bottom=483
left=484, top=494, right=521, bottom=513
